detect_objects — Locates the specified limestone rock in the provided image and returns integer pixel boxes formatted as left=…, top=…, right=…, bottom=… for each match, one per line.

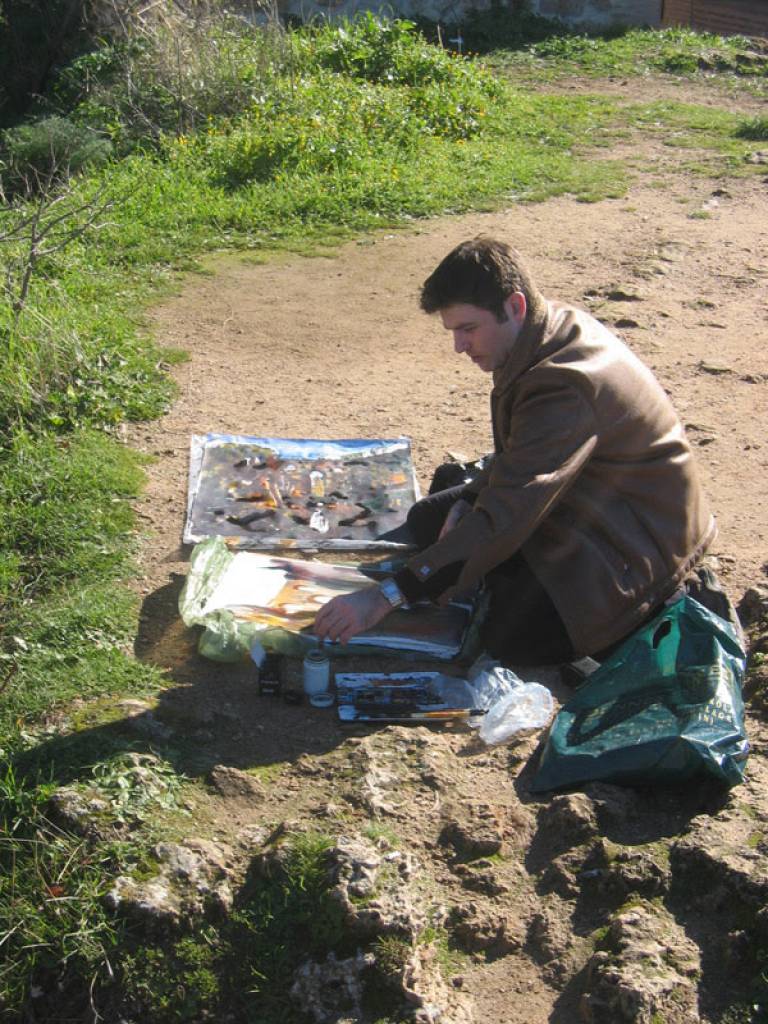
left=440, top=803, right=507, bottom=859
left=539, top=850, right=583, bottom=899
left=582, top=783, right=641, bottom=831
left=739, top=584, right=768, bottom=626
left=346, top=734, right=406, bottom=816
left=450, top=901, right=524, bottom=957
left=209, top=764, right=264, bottom=800
left=605, top=286, right=646, bottom=302
left=234, top=823, right=270, bottom=850
left=291, top=949, right=375, bottom=1024
left=536, top=793, right=598, bottom=852
left=581, top=902, right=700, bottom=1023
left=105, top=837, right=235, bottom=930
left=453, top=861, right=510, bottom=897
left=580, top=840, right=670, bottom=902
left=328, top=835, right=425, bottom=940
left=48, top=787, right=110, bottom=838
left=400, top=941, right=474, bottom=1023
left=117, top=699, right=173, bottom=740
left=527, top=906, right=574, bottom=965
left=671, top=787, right=768, bottom=937
left=105, top=874, right=182, bottom=929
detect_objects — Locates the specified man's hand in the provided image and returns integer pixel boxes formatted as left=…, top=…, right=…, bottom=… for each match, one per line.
left=313, top=585, right=392, bottom=645
left=439, top=498, right=473, bottom=540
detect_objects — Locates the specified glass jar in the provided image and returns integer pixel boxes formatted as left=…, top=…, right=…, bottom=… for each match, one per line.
left=303, top=649, right=330, bottom=696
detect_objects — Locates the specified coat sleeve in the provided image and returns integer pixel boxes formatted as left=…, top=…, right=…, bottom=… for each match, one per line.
left=395, top=383, right=599, bottom=603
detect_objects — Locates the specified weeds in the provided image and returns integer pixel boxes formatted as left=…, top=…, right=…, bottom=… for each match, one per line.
left=51, top=11, right=293, bottom=152
left=89, top=752, right=186, bottom=825
left=0, top=116, right=112, bottom=195
left=736, top=115, right=768, bottom=141
left=0, top=763, right=122, bottom=1018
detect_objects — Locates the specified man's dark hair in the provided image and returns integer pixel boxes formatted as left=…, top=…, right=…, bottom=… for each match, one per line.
left=420, top=237, right=539, bottom=323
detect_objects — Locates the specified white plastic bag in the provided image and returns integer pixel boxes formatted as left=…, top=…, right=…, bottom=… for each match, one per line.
left=478, top=683, right=554, bottom=745
left=465, top=655, right=554, bottom=744
left=466, top=656, right=523, bottom=714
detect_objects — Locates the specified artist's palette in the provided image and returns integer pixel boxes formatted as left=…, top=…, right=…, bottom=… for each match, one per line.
left=184, top=434, right=419, bottom=550
left=335, top=672, right=480, bottom=723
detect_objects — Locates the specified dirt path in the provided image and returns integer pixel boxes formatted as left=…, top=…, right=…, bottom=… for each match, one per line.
left=124, top=78, right=768, bottom=1024
left=131, top=158, right=768, bottom=607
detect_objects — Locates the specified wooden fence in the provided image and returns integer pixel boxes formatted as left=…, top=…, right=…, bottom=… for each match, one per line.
left=662, top=0, right=768, bottom=39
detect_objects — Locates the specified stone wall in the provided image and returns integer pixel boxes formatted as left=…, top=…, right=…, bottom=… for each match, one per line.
left=532, top=0, right=661, bottom=31
left=270, top=0, right=662, bottom=31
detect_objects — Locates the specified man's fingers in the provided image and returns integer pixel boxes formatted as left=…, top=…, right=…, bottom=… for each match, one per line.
left=313, top=606, right=340, bottom=639
left=314, top=587, right=386, bottom=644
left=314, top=597, right=355, bottom=642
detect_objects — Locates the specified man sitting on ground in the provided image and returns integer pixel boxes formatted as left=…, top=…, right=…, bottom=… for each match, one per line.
left=313, top=237, right=728, bottom=664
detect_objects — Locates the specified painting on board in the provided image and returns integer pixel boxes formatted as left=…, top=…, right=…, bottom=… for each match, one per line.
left=184, top=434, right=420, bottom=550
left=195, top=549, right=471, bottom=659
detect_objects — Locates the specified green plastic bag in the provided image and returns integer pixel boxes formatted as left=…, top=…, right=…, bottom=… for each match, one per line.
left=532, top=596, right=748, bottom=791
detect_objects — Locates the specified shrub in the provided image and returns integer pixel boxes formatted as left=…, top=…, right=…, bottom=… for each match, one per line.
left=52, top=15, right=291, bottom=152
left=443, top=2, right=566, bottom=54
left=192, top=58, right=496, bottom=189
left=295, top=12, right=484, bottom=87
left=1, top=115, right=111, bottom=193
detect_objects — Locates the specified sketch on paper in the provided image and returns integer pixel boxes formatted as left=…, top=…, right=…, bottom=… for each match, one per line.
left=184, top=434, right=419, bottom=550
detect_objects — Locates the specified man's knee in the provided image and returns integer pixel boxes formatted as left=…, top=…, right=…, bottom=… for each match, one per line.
left=428, top=462, right=471, bottom=495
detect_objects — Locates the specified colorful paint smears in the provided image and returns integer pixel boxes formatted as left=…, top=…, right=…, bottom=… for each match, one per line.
left=184, top=435, right=419, bottom=550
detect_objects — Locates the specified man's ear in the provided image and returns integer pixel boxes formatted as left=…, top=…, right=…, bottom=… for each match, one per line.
left=504, top=291, right=527, bottom=323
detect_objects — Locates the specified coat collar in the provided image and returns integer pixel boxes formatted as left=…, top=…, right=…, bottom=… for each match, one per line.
left=491, top=293, right=550, bottom=394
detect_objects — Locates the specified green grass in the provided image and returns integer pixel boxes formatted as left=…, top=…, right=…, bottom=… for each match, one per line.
left=0, top=430, right=167, bottom=741
left=736, top=115, right=768, bottom=141
left=489, top=26, right=768, bottom=96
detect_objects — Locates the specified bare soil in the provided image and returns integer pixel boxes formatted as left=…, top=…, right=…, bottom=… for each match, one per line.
left=125, top=75, right=768, bottom=1023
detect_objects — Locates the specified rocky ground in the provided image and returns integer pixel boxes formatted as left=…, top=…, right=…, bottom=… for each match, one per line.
left=86, top=73, right=768, bottom=1023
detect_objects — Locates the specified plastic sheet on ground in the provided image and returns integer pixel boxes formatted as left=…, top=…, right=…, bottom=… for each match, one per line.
left=184, top=434, right=419, bottom=550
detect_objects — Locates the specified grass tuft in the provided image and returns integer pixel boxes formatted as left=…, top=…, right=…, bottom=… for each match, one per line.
left=735, top=115, right=768, bottom=141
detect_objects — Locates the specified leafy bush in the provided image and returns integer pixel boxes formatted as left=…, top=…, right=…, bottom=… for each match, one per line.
left=1, top=115, right=112, bottom=193
left=438, top=2, right=566, bottom=54
left=194, top=75, right=419, bottom=187
left=295, top=12, right=494, bottom=88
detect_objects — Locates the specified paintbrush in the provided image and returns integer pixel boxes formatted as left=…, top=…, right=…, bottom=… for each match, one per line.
left=338, top=705, right=485, bottom=722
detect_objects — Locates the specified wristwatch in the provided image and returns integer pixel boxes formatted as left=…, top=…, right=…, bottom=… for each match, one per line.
left=378, top=578, right=405, bottom=609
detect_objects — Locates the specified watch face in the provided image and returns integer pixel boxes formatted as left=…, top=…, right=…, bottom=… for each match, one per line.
left=380, top=580, right=402, bottom=606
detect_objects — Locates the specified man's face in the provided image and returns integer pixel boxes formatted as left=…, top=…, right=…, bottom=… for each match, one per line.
left=439, top=293, right=526, bottom=373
